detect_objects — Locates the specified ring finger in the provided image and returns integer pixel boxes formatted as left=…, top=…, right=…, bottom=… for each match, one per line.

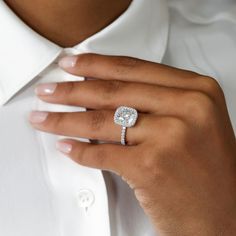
left=28, top=110, right=151, bottom=145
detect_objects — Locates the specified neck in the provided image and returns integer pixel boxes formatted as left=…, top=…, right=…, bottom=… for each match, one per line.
left=5, top=0, right=132, bottom=47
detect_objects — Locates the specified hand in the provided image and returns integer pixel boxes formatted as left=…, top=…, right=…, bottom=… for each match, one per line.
left=29, top=54, right=236, bottom=235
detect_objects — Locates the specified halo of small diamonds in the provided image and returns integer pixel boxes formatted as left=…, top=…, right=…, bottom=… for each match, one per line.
left=114, top=106, right=138, bottom=128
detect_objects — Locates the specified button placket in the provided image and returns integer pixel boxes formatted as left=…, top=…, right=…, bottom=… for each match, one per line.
left=31, top=48, right=111, bottom=236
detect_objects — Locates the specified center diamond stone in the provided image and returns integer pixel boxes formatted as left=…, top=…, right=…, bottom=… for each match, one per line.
left=114, top=106, right=138, bottom=127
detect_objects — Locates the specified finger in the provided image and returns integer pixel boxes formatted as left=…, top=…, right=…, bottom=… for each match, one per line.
left=56, top=139, right=135, bottom=175
left=35, top=81, right=215, bottom=124
left=28, top=110, right=149, bottom=145
left=58, top=53, right=203, bottom=89
left=36, top=80, right=186, bottom=113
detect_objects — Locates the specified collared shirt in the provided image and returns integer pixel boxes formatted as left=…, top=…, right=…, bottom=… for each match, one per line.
left=166, top=0, right=236, bottom=132
left=0, top=0, right=235, bottom=236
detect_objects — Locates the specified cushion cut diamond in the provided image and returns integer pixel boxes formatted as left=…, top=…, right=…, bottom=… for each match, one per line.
left=114, top=106, right=138, bottom=127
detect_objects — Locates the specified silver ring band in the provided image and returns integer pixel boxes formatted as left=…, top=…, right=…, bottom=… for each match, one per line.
left=121, top=126, right=127, bottom=145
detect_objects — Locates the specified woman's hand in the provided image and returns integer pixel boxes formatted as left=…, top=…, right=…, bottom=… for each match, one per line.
left=29, top=54, right=236, bottom=235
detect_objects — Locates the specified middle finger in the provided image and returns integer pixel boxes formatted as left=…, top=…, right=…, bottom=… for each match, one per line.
left=35, top=80, right=186, bottom=113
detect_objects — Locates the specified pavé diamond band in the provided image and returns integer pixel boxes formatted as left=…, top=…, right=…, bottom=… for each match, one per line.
left=114, top=106, right=138, bottom=145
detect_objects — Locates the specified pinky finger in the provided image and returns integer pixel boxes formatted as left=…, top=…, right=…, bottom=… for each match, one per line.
left=56, top=139, right=134, bottom=175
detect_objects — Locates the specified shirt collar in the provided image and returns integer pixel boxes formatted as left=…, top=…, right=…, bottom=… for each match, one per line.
left=0, top=0, right=169, bottom=105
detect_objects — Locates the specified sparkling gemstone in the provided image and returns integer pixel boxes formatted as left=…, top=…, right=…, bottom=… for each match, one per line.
left=114, top=106, right=138, bottom=127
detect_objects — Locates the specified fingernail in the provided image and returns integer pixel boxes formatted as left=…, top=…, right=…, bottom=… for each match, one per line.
left=29, top=111, right=48, bottom=124
left=59, top=56, right=78, bottom=68
left=56, top=141, right=72, bottom=154
left=35, top=83, right=58, bottom=95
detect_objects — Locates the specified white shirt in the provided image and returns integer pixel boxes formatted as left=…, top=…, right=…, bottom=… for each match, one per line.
left=0, top=0, right=235, bottom=236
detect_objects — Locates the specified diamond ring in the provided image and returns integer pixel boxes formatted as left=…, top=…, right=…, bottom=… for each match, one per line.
left=114, top=106, right=138, bottom=145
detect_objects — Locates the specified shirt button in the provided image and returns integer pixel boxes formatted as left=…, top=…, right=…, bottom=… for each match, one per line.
left=77, top=189, right=95, bottom=209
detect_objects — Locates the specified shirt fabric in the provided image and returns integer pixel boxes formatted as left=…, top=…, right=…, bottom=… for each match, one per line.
left=0, top=0, right=235, bottom=236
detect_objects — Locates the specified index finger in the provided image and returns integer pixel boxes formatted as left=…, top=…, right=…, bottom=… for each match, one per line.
left=58, top=53, right=199, bottom=88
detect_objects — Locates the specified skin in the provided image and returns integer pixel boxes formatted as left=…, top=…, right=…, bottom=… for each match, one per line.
left=29, top=54, right=236, bottom=235
left=4, top=0, right=131, bottom=47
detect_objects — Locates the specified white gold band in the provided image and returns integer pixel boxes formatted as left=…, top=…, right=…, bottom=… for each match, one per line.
left=121, top=126, right=127, bottom=145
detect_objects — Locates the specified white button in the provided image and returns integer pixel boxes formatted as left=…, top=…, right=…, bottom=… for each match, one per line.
left=77, top=189, right=95, bottom=208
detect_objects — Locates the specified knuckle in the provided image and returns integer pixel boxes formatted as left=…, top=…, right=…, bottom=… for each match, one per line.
left=77, top=53, right=96, bottom=68
left=89, top=111, right=107, bottom=131
left=64, top=82, right=76, bottom=98
left=49, top=113, right=66, bottom=130
left=75, top=145, right=86, bottom=164
left=199, top=76, right=225, bottom=100
left=155, top=117, right=189, bottom=151
left=113, top=57, right=141, bottom=76
left=139, top=145, right=160, bottom=169
left=75, top=145, right=92, bottom=165
left=93, top=146, right=107, bottom=167
left=141, top=149, right=157, bottom=170
left=101, top=80, right=124, bottom=101
left=140, top=152, right=167, bottom=188
left=183, top=91, right=215, bottom=122
left=141, top=156, right=161, bottom=178
left=116, top=57, right=140, bottom=67
left=75, top=145, right=107, bottom=167
left=53, top=82, right=77, bottom=101
left=164, top=117, right=188, bottom=140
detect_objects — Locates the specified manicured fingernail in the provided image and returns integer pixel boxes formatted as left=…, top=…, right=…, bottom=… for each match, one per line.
left=56, top=141, right=72, bottom=154
left=59, top=56, right=78, bottom=68
left=29, top=111, right=48, bottom=124
left=35, top=83, right=58, bottom=95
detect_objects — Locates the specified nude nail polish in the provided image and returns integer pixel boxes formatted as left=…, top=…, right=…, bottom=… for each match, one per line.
left=29, top=111, right=48, bottom=124
left=35, top=83, right=58, bottom=95
left=58, top=56, right=78, bottom=68
left=56, top=141, right=72, bottom=154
